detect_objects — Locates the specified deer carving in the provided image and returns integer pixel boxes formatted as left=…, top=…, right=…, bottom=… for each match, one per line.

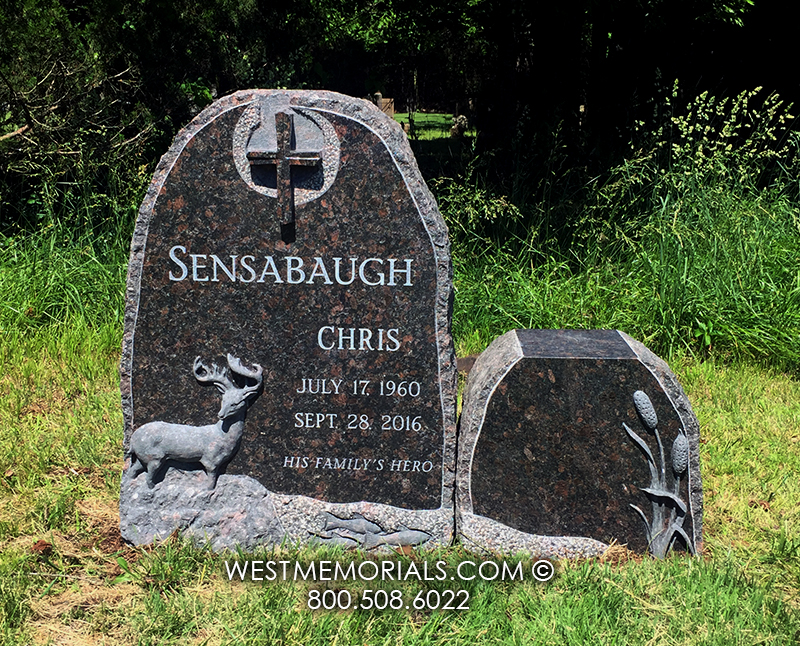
left=125, top=354, right=263, bottom=490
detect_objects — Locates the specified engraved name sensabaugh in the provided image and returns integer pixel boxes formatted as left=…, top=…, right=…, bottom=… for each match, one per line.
left=122, top=91, right=455, bottom=551
left=167, top=245, right=414, bottom=286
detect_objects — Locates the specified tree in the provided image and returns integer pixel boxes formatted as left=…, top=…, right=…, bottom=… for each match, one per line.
left=0, top=0, right=155, bottom=231
left=466, top=0, right=757, bottom=172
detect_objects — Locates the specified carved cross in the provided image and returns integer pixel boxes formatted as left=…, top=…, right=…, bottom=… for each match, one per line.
left=246, top=109, right=322, bottom=227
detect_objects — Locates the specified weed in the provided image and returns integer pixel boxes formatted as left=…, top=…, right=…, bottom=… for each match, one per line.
left=115, top=537, right=216, bottom=595
left=0, top=90, right=799, bottom=643
left=0, top=552, right=32, bottom=645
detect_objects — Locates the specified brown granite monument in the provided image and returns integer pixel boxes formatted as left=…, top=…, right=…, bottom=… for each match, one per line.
left=120, top=90, right=456, bottom=551
left=457, top=329, right=703, bottom=558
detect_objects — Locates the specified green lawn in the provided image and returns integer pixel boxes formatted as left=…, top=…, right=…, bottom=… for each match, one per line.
left=0, top=320, right=798, bottom=644
left=1, top=99, right=799, bottom=644
left=395, top=112, right=476, bottom=140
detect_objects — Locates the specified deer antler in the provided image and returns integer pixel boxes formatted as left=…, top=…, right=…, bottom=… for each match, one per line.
left=226, top=354, right=263, bottom=395
left=193, top=356, right=234, bottom=393
left=127, top=353, right=264, bottom=491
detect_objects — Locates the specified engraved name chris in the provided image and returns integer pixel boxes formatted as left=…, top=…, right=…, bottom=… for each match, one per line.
left=167, top=246, right=412, bottom=352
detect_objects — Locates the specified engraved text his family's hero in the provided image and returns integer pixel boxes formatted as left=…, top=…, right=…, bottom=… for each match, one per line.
left=119, top=89, right=457, bottom=551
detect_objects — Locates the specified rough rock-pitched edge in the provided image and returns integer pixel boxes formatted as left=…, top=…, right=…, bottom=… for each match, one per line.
left=456, top=330, right=523, bottom=516
left=618, top=330, right=704, bottom=552
left=121, top=93, right=253, bottom=446
left=120, top=90, right=457, bottom=510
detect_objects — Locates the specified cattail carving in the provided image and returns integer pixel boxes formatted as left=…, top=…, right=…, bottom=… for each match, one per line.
left=634, top=390, right=658, bottom=430
left=623, top=390, right=696, bottom=558
left=672, top=432, right=689, bottom=476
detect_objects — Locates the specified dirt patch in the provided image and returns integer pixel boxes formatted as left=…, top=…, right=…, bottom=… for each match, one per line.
left=75, top=497, right=125, bottom=553
left=598, top=542, right=643, bottom=566
left=29, top=625, right=126, bottom=646
left=29, top=580, right=139, bottom=646
left=31, top=581, right=138, bottom=619
left=20, top=388, right=68, bottom=417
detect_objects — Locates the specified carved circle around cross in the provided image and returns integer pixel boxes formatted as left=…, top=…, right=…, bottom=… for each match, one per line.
left=233, top=98, right=340, bottom=206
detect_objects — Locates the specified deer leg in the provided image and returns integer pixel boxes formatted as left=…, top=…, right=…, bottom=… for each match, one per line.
left=126, top=454, right=145, bottom=482
left=145, top=459, right=163, bottom=489
left=206, top=470, right=219, bottom=490
left=201, top=458, right=219, bottom=490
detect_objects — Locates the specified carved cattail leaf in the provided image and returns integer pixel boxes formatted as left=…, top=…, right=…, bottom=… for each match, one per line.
left=672, top=432, right=689, bottom=475
left=633, top=390, right=658, bottom=431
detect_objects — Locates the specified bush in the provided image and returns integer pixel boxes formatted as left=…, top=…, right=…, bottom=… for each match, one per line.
left=442, top=86, right=800, bottom=368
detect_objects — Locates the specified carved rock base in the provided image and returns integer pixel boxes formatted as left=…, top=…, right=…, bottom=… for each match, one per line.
left=121, top=469, right=453, bottom=553
left=120, top=470, right=285, bottom=551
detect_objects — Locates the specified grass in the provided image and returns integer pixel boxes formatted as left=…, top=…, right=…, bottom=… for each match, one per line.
left=437, top=89, right=800, bottom=369
left=394, top=112, right=475, bottom=140
left=0, top=323, right=798, bottom=643
left=17, top=552, right=800, bottom=644
left=0, top=213, right=130, bottom=333
left=1, top=96, right=800, bottom=642
left=448, top=192, right=800, bottom=366
left=0, top=324, right=121, bottom=539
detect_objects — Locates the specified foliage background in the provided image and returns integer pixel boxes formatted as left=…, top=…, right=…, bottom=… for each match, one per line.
left=2, top=0, right=799, bottom=369
left=2, top=0, right=796, bottom=233
left=1, top=2, right=800, bottom=643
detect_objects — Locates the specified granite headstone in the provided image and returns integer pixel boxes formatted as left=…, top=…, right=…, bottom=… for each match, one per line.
left=457, top=329, right=703, bottom=558
left=120, top=90, right=456, bottom=551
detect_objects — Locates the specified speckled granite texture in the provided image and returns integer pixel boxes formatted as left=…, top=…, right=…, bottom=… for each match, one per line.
left=457, top=329, right=703, bottom=556
left=271, top=494, right=452, bottom=550
left=120, top=90, right=456, bottom=550
left=459, top=512, right=607, bottom=558
left=121, top=471, right=285, bottom=551
left=121, top=469, right=452, bottom=552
